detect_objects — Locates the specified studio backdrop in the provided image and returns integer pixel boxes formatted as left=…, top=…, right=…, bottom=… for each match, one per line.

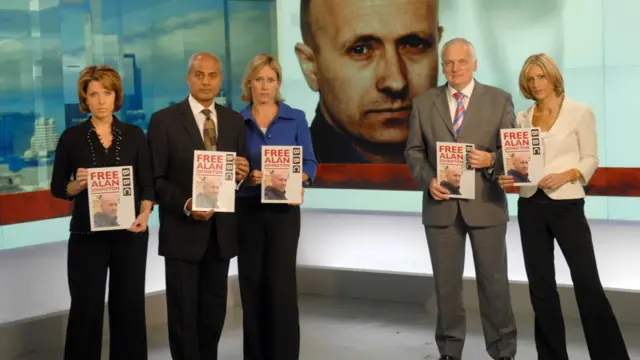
left=1, top=0, right=639, bottom=250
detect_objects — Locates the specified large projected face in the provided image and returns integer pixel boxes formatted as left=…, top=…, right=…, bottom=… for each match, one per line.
left=296, top=0, right=442, bottom=164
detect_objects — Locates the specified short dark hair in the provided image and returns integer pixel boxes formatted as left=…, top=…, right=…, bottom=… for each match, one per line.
left=77, top=65, right=124, bottom=113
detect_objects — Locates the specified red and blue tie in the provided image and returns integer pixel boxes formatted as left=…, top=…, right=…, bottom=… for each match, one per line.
left=453, top=92, right=466, bottom=137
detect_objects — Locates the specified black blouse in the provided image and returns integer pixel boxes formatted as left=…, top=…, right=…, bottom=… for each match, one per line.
left=50, top=116, right=155, bottom=233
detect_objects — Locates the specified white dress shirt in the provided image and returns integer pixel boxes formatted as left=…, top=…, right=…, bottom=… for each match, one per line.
left=447, top=79, right=475, bottom=122
left=515, top=96, right=599, bottom=200
left=188, top=94, right=218, bottom=140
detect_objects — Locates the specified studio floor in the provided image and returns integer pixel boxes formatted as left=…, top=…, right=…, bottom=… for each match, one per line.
left=16, top=294, right=640, bottom=360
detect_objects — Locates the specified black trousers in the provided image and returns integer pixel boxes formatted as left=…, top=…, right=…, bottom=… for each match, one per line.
left=164, top=224, right=230, bottom=360
left=518, top=190, right=629, bottom=360
left=64, top=230, right=149, bottom=360
left=237, top=197, right=301, bottom=360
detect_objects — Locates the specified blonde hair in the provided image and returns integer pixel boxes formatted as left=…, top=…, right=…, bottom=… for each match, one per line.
left=518, top=53, right=565, bottom=100
left=77, top=65, right=124, bottom=113
left=240, top=53, right=285, bottom=103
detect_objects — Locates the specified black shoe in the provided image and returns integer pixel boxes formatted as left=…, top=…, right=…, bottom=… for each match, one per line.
left=498, top=357, right=514, bottom=360
left=439, top=356, right=457, bottom=360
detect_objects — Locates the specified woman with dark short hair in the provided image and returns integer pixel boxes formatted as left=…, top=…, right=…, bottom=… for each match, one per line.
left=51, top=64, right=154, bottom=360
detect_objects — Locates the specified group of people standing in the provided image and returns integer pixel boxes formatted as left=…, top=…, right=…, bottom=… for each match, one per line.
left=405, top=38, right=630, bottom=360
left=51, top=51, right=314, bottom=360
left=49, top=38, right=629, bottom=360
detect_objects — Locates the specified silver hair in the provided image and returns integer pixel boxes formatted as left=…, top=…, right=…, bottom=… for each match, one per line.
left=187, top=51, right=222, bottom=73
left=441, top=38, right=476, bottom=62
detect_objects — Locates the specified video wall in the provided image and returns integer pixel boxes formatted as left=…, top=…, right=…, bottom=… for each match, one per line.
left=0, top=0, right=278, bottom=248
left=1, top=0, right=640, bottom=249
left=277, top=0, right=640, bottom=219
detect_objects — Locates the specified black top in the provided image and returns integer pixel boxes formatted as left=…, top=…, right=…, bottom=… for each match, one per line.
left=50, top=116, right=155, bottom=233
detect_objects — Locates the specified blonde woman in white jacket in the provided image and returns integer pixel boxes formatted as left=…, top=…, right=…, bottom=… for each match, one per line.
left=499, top=53, right=629, bottom=360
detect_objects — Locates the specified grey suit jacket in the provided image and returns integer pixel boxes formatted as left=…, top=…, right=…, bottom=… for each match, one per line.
left=405, top=81, right=515, bottom=227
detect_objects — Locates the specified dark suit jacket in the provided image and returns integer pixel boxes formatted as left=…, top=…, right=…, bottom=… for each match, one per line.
left=147, top=98, right=246, bottom=261
left=405, top=81, right=515, bottom=227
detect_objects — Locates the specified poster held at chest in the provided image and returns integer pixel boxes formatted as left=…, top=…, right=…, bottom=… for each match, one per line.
left=261, top=146, right=303, bottom=204
left=88, top=166, right=136, bottom=231
left=192, top=150, right=237, bottom=212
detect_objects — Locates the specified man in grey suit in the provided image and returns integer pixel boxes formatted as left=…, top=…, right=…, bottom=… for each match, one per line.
left=405, top=38, right=517, bottom=360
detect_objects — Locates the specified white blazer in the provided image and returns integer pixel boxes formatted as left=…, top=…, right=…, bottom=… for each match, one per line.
left=515, top=97, right=599, bottom=200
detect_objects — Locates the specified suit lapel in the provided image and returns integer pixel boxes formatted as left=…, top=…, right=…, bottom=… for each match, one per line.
left=457, top=82, right=487, bottom=139
left=179, top=98, right=205, bottom=150
left=433, top=86, right=454, bottom=136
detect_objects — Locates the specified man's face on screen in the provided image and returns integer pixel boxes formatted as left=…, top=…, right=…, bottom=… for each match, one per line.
left=271, top=172, right=288, bottom=192
left=100, top=196, right=119, bottom=217
left=446, top=167, right=461, bottom=187
left=305, top=0, right=440, bottom=145
left=203, top=178, right=220, bottom=198
left=512, top=154, right=529, bottom=174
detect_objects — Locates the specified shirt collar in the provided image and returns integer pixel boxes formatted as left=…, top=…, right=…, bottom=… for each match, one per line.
left=188, top=94, right=216, bottom=117
left=447, top=78, right=475, bottom=99
left=240, top=101, right=297, bottom=123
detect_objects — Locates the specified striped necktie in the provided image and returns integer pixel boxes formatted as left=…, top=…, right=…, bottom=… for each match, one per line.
left=453, top=92, right=466, bottom=137
left=201, top=109, right=217, bottom=151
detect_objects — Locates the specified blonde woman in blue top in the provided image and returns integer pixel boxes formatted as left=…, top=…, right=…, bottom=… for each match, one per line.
left=236, top=53, right=317, bottom=360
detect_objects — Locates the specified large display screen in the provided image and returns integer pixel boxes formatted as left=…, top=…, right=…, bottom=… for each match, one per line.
left=277, top=0, right=640, bottom=194
left=0, top=0, right=279, bottom=248
left=277, top=0, right=640, bottom=221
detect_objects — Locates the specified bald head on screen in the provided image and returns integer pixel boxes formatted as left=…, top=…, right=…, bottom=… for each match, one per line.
left=296, top=0, right=443, bottom=164
left=94, top=194, right=120, bottom=228
left=508, top=153, right=531, bottom=183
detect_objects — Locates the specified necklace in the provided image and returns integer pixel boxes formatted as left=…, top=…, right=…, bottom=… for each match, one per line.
left=71, top=121, right=123, bottom=235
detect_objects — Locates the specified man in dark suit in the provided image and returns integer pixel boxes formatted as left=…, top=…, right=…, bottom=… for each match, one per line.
left=405, top=38, right=517, bottom=360
left=147, top=51, right=249, bottom=360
